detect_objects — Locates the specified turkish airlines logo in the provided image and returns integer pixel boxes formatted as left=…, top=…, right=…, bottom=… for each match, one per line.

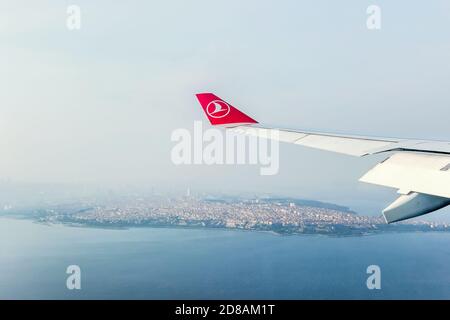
left=206, top=100, right=230, bottom=118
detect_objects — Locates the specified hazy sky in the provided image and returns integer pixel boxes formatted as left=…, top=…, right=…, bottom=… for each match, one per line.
left=1, top=1, right=450, bottom=217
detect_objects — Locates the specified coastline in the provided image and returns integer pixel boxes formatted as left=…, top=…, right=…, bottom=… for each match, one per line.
left=1, top=214, right=449, bottom=238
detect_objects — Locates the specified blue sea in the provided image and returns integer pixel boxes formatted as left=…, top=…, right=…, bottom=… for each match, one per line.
left=0, top=217, right=449, bottom=299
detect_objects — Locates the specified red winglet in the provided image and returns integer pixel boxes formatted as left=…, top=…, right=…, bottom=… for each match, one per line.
left=196, top=93, right=258, bottom=126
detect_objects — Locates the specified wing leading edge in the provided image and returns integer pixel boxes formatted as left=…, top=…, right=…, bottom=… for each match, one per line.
left=196, top=93, right=450, bottom=223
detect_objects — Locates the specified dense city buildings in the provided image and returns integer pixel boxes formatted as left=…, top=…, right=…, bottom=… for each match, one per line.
left=8, top=195, right=448, bottom=236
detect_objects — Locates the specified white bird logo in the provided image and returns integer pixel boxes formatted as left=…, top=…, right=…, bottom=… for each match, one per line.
left=206, top=100, right=231, bottom=118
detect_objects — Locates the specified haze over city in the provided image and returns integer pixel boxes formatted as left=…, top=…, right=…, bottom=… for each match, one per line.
left=1, top=1, right=450, bottom=219
left=1, top=1, right=450, bottom=303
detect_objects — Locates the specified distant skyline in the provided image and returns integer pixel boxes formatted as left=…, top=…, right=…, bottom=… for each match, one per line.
left=1, top=1, right=449, bottom=219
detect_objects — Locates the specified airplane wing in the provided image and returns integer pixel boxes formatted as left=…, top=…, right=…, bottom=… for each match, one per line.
left=230, top=126, right=402, bottom=157
left=196, top=93, right=450, bottom=223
